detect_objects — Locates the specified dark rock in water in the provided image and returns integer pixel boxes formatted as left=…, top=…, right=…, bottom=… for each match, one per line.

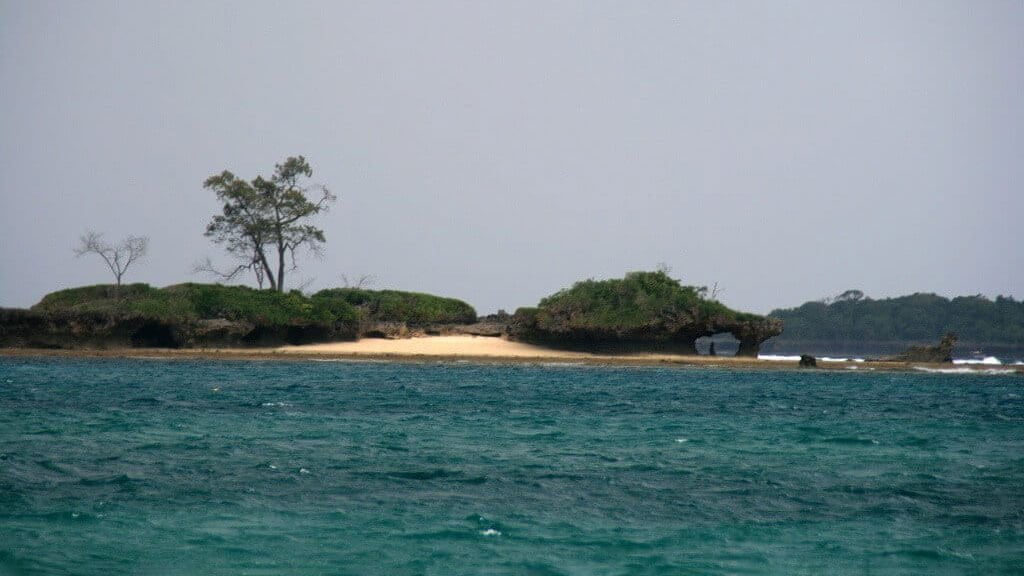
left=890, top=333, right=957, bottom=363
left=799, top=354, right=817, bottom=368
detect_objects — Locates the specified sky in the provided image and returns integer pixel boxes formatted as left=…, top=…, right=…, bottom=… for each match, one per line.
left=1, top=1, right=1021, bottom=315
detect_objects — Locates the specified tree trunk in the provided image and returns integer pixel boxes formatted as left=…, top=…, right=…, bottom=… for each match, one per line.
left=254, top=247, right=276, bottom=291
left=277, top=247, right=286, bottom=292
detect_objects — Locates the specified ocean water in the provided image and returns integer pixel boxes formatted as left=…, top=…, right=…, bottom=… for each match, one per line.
left=1, top=358, right=1022, bottom=575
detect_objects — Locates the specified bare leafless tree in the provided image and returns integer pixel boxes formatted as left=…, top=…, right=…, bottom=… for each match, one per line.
left=74, top=231, right=149, bottom=289
left=294, top=276, right=317, bottom=294
left=710, top=281, right=725, bottom=300
left=341, top=274, right=376, bottom=289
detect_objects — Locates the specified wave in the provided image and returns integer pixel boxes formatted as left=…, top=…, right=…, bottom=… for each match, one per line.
left=914, top=367, right=1017, bottom=375
left=758, top=354, right=866, bottom=362
left=761, top=354, right=1017, bottom=366
left=953, top=356, right=1002, bottom=365
left=757, top=355, right=801, bottom=361
left=309, top=358, right=387, bottom=363
left=822, top=436, right=880, bottom=446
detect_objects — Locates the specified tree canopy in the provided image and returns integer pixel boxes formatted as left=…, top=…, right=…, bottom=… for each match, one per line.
left=769, top=291, right=1024, bottom=348
left=203, top=156, right=336, bottom=291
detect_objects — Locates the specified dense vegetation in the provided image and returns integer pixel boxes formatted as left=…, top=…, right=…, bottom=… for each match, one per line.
left=312, top=288, right=477, bottom=326
left=33, top=283, right=358, bottom=326
left=522, top=271, right=759, bottom=331
left=768, top=291, right=1024, bottom=352
left=6, top=283, right=479, bottom=349
left=510, top=271, right=777, bottom=354
left=32, top=284, right=479, bottom=328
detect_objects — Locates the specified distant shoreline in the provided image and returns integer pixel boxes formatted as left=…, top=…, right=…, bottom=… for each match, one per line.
left=3, top=335, right=1021, bottom=374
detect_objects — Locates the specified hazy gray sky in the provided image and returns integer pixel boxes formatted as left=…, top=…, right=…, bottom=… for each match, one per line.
left=2, top=1, right=1021, bottom=314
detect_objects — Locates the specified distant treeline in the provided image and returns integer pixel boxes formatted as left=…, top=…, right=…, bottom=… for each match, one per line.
left=766, top=291, right=1024, bottom=355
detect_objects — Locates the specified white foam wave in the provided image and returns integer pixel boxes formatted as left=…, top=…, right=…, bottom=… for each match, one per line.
left=914, top=367, right=1016, bottom=375
left=480, top=529, right=501, bottom=536
left=758, top=354, right=866, bottom=363
left=953, top=357, right=1002, bottom=365
left=310, top=358, right=387, bottom=363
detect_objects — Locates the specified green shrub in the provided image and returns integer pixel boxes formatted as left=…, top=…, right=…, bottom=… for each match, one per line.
left=32, top=283, right=358, bottom=326
left=534, top=271, right=752, bottom=331
left=313, top=288, right=477, bottom=325
left=33, top=284, right=186, bottom=319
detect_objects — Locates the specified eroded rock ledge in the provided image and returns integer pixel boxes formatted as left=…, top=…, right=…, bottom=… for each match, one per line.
left=888, top=333, right=957, bottom=363
left=0, top=308, right=354, bottom=349
left=506, top=309, right=783, bottom=357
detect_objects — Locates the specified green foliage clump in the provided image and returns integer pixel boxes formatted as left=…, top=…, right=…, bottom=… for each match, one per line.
left=312, top=288, right=477, bottom=325
left=530, top=271, right=754, bottom=331
left=168, top=284, right=354, bottom=325
left=33, top=284, right=186, bottom=319
left=769, top=292, right=1024, bottom=347
left=32, top=283, right=357, bottom=326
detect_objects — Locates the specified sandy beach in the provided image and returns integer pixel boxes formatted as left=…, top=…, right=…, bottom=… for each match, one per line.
left=280, top=335, right=598, bottom=359
left=4, top=335, right=1022, bottom=373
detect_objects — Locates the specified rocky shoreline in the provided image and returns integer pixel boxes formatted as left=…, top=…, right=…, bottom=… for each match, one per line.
left=0, top=307, right=783, bottom=357
left=2, top=338, right=1021, bottom=375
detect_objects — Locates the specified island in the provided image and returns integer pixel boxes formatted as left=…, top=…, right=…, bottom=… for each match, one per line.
left=764, top=291, right=1024, bottom=360
left=3, top=272, right=1022, bottom=373
left=0, top=270, right=778, bottom=353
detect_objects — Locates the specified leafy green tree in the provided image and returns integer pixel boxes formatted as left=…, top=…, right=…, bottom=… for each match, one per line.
left=203, top=156, right=336, bottom=292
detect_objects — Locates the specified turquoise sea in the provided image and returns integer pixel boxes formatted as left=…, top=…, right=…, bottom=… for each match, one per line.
left=1, top=357, right=1022, bottom=575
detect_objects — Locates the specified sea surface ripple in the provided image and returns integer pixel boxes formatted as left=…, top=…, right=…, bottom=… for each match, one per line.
left=1, top=357, right=1022, bottom=575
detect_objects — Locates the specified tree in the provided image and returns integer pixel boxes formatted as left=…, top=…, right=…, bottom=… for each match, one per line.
left=202, top=156, right=336, bottom=292
left=74, top=231, right=149, bottom=290
left=835, top=289, right=866, bottom=302
left=192, top=252, right=269, bottom=289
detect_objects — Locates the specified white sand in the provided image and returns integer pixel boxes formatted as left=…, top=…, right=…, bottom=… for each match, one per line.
left=278, top=335, right=597, bottom=359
